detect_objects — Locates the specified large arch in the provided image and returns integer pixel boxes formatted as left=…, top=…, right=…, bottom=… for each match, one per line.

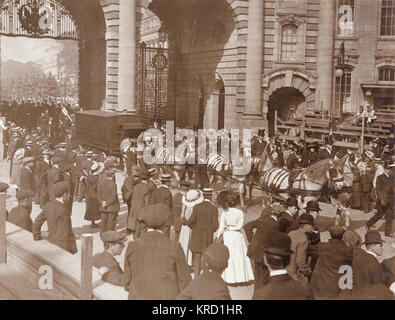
left=262, top=68, right=317, bottom=117
left=0, top=0, right=107, bottom=110
left=135, top=0, right=241, bottom=129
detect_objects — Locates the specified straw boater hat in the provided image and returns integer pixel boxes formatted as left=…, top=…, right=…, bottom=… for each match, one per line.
left=182, top=189, right=204, bottom=207
left=91, top=161, right=104, bottom=176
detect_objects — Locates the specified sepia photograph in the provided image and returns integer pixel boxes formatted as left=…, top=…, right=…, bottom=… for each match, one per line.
left=0, top=0, right=394, bottom=306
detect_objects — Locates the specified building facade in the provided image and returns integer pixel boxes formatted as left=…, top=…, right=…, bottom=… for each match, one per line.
left=2, top=0, right=393, bottom=133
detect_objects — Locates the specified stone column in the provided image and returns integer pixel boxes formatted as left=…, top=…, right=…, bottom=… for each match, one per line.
left=118, top=0, right=137, bottom=112
left=317, top=0, right=335, bottom=113
left=244, top=0, right=264, bottom=116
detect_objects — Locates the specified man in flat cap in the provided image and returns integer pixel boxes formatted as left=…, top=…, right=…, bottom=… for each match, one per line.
left=92, top=230, right=128, bottom=286
left=253, top=231, right=312, bottom=300
left=19, top=157, right=35, bottom=192
left=352, top=231, right=386, bottom=296
left=7, top=189, right=34, bottom=232
left=288, top=213, right=314, bottom=284
left=150, top=173, right=173, bottom=238
left=123, top=203, right=192, bottom=299
left=97, top=159, right=120, bottom=234
left=309, top=225, right=353, bottom=299
left=176, top=243, right=231, bottom=300
left=33, top=181, right=77, bottom=254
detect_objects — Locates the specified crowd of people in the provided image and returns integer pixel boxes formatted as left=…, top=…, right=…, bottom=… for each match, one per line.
left=0, top=106, right=394, bottom=300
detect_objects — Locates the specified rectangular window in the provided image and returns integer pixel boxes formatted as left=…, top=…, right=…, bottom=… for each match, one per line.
left=381, top=0, right=395, bottom=36
left=335, top=68, right=352, bottom=113
left=281, top=25, right=297, bottom=61
left=379, top=68, right=395, bottom=81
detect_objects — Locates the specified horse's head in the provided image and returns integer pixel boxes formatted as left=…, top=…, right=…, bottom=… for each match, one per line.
left=326, top=165, right=345, bottom=191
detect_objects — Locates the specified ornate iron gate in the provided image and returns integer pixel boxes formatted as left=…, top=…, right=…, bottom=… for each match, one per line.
left=137, top=42, right=169, bottom=124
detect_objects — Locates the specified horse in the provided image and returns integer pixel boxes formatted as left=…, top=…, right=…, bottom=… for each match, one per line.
left=258, top=158, right=346, bottom=209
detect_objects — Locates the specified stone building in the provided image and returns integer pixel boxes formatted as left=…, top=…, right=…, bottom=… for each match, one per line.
left=1, top=0, right=394, bottom=134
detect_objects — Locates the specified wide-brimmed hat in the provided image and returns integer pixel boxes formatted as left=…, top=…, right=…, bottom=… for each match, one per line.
left=91, top=162, right=104, bottom=176
left=101, top=230, right=128, bottom=244
left=182, top=189, right=204, bottom=207
left=305, top=200, right=321, bottom=212
left=135, top=168, right=152, bottom=180
left=363, top=231, right=384, bottom=246
left=285, top=197, right=299, bottom=208
left=264, top=231, right=293, bottom=256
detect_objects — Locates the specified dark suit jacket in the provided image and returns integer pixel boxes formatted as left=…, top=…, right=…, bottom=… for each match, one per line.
left=278, top=211, right=299, bottom=233
left=309, top=239, right=353, bottom=299
left=19, top=166, right=34, bottom=191
left=186, top=200, right=219, bottom=253
left=352, top=248, right=385, bottom=294
left=47, top=166, right=62, bottom=200
left=176, top=271, right=231, bottom=300
left=93, top=252, right=127, bottom=287
left=123, top=231, right=192, bottom=300
left=32, top=200, right=77, bottom=254
left=381, top=256, right=395, bottom=287
left=97, top=176, right=120, bottom=213
left=172, top=192, right=184, bottom=234
left=7, top=205, right=33, bottom=232
left=151, top=186, right=173, bottom=226
left=245, top=215, right=279, bottom=263
left=253, top=273, right=312, bottom=300
left=376, top=173, right=393, bottom=206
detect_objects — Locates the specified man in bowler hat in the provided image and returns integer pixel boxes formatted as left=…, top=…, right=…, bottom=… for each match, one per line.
left=253, top=231, right=312, bottom=300
left=352, top=231, right=387, bottom=295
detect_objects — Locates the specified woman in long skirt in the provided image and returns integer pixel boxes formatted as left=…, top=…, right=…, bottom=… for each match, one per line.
left=84, top=162, right=104, bottom=228
left=215, top=191, right=254, bottom=285
left=178, top=189, right=204, bottom=266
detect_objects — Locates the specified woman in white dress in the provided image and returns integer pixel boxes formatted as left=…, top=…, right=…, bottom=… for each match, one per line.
left=215, top=191, right=254, bottom=285
left=178, top=189, right=204, bottom=266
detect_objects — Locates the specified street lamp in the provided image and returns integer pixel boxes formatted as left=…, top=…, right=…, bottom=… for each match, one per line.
left=335, top=41, right=347, bottom=123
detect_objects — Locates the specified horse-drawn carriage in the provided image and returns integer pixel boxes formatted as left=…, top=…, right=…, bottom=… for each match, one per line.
left=74, top=110, right=147, bottom=156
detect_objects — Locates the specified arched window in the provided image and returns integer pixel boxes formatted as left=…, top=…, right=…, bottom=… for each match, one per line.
left=378, top=67, right=395, bottom=81
left=281, top=24, right=297, bottom=61
left=335, top=67, right=353, bottom=113
left=381, top=0, right=395, bottom=36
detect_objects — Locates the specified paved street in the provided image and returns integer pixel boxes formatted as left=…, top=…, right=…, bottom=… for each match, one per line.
left=1, top=159, right=394, bottom=299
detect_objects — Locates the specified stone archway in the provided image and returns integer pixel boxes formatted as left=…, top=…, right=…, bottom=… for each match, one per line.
left=262, top=68, right=317, bottom=136
left=263, top=68, right=317, bottom=116
left=0, top=0, right=107, bottom=110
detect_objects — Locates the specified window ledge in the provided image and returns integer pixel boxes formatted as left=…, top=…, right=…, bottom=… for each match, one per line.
left=274, top=60, right=305, bottom=65
left=377, top=36, right=395, bottom=41
left=335, top=36, right=359, bottom=41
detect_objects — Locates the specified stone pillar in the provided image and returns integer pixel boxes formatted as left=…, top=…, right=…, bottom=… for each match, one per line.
left=244, top=0, right=264, bottom=116
left=118, top=0, right=137, bottom=112
left=317, top=0, right=335, bottom=113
